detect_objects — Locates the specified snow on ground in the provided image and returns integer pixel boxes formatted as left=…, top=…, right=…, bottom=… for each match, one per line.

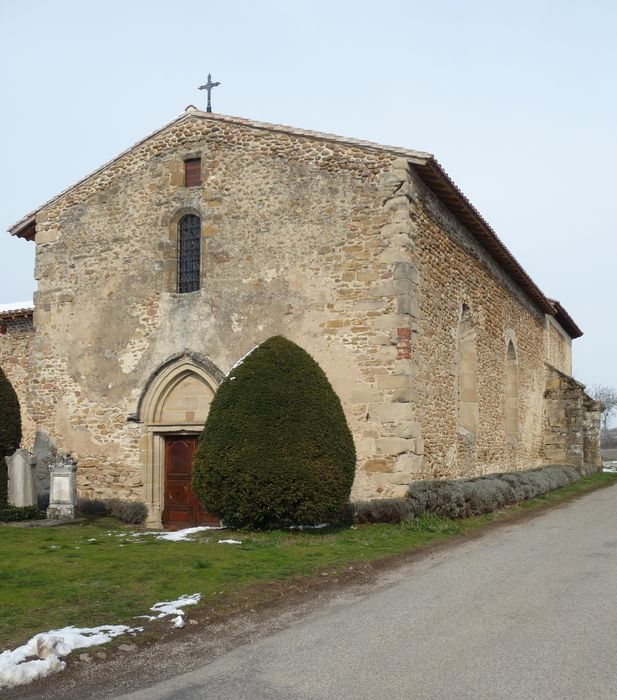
left=218, top=539, right=242, bottom=544
left=137, top=593, right=202, bottom=623
left=289, top=524, right=329, bottom=530
left=131, top=525, right=223, bottom=542
left=603, top=461, right=617, bottom=473
left=0, top=625, right=132, bottom=690
left=0, top=594, right=202, bottom=690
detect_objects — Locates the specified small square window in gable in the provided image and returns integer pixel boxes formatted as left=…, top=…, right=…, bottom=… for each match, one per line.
left=184, top=158, right=202, bottom=187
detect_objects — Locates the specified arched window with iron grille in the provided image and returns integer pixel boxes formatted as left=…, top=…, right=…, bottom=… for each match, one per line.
left=177, top=214, right=201, bottom=293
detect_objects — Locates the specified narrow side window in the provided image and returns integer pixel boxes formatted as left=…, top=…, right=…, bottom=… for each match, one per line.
left=458, top=304, right=479, bottom=433
left=505, top=340, right=519, bottom=440
left=178, top=214, right=201, bottom=293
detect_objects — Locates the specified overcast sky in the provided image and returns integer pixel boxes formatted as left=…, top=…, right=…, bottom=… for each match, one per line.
left=0, top=0, right=615, bottom=395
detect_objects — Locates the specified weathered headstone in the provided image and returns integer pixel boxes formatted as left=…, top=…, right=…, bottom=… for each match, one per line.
left=47, top=454, right=78, bottom=520
left=6, top=449, right=36, bottom=507
left=32, top=430, right=56, bottom=509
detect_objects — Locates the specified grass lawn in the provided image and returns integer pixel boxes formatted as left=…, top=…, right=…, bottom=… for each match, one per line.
left=1, top=471, right=616, bottom=651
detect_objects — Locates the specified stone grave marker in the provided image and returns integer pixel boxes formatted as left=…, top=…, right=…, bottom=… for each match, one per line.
left=47, top=454, right=78, bottom=520
left=6, top=449, right=36, bottom=507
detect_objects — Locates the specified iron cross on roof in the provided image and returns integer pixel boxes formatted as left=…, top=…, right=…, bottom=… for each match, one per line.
left=199, top=74, right=221, bottom=113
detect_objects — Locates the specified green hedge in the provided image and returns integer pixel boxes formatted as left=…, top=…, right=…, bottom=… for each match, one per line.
left=0, top=505, right=44, bottom=523
left=0, top=365, right=22, bottom=507
left=193, top=336, right=356, bottom=528
left=353, top=465, right=582, bottom=524
left=78, top=498, right=148, bottom=524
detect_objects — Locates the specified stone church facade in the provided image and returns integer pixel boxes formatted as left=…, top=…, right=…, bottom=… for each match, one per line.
left=1, top=108, right=601, bottom=527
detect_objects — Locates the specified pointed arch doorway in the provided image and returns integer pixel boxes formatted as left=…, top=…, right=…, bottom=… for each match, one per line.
left=136, top=354, right=224, bottom=529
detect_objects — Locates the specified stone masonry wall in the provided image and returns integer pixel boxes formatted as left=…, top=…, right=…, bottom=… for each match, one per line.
left=583, top=396, right=603, bottom=469
left=546, top=318, right=572, bottom=376
left=404, top=169, right=570, bottom=479
left=29, top=113, right=421, bottom=502
left=21, top=111, right=581, bottom=507
left=0, top=315, right=36, bottom=449
left=543, top=366, right=602, bottom=469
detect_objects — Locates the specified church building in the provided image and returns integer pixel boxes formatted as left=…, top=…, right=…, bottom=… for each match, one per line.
left=0, top=107, right=601, bottom=528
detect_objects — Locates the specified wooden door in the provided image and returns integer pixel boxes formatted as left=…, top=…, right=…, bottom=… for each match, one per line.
left=162, top=435, right=219, bottom=529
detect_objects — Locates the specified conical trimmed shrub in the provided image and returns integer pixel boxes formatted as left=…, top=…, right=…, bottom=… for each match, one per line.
left=0, top=365, right=22, bottom=506
left=192, top=336, right=356, bottom=528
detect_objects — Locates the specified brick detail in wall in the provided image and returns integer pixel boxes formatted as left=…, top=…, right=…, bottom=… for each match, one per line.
left=396, top=327, right=411, bottom=359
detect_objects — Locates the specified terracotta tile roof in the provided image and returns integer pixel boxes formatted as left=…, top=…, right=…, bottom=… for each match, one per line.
left=548, top=299, right=583, bottom=339
left=0, top=301, right=34, bottom=320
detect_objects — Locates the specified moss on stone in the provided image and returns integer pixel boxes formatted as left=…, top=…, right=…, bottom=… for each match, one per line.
left=192, top=336, right=356, bottom=528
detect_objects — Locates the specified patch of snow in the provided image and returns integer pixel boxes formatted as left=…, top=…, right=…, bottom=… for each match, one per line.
left=603, top=461, right=617, bottom=473
left=1, top=592, right=203, bottom=689
left=140, top=594, right=201, bottom=628
left=288, top=524, right=329, bottom=530
left=132, top=526, right=222, bottom=542
left=149, top=593, right=201, bottom=618
left=0, top=301, right=33, bottom=314
left=227, top=345, right=259, bottom=376
left=218, top=539, right=242, bottom=545
left=0, top=625, right=132, bottom=690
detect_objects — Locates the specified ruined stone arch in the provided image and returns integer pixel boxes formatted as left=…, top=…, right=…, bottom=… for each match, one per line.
left=505, top=337, right=519, bottom=441
left=135, top=353, right=223, bottom=527
left=457, top=304, right=479, bottom=434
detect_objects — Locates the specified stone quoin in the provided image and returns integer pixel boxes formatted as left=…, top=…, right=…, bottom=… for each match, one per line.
left=0, top=108, right=601, bottom=528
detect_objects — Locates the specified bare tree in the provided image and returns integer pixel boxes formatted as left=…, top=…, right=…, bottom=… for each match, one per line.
left=588, top=384, right=617, bottom=444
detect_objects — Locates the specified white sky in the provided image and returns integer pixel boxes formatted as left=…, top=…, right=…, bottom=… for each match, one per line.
left=0, top=0, right=615, bottom=393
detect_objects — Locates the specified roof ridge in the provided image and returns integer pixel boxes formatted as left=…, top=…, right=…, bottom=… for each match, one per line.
left=8, top=110, right=432, bottom=237
left=184, top=110, right=434, bottom=162
left=8, top=111, right=192, bottom=236
left=5, top=109, right=578, bottom=332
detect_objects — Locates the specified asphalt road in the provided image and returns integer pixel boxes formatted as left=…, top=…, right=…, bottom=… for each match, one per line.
left=113, top=484, right=617, bottom=700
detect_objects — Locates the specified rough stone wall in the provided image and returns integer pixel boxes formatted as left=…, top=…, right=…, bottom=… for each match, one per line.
left=543, top=366, right=601, bottom=470
left=546, top=318, right=572, bottom=376
left=0, top=315, right=36, bottom=449
left=406, top=170, right=557, bottom=479
left=28, top=114, right=420, bottom=502
left=21, top=112, right=585, bottom=507
left=583, top=396, right=603, bottom=469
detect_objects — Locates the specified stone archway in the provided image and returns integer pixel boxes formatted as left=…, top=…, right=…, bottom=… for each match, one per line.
left=136, top=354, right=223, bottom=527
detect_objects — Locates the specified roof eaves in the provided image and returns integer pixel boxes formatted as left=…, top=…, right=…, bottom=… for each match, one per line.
left=9, top=214, right=36, bottom=240
left=547, top=298, right=583, bottom=339
left=0, top=307, right=34, bottom=320
left=7, top=111, right=193, bottom=237
left=412, top=157, right=556, bottom=316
